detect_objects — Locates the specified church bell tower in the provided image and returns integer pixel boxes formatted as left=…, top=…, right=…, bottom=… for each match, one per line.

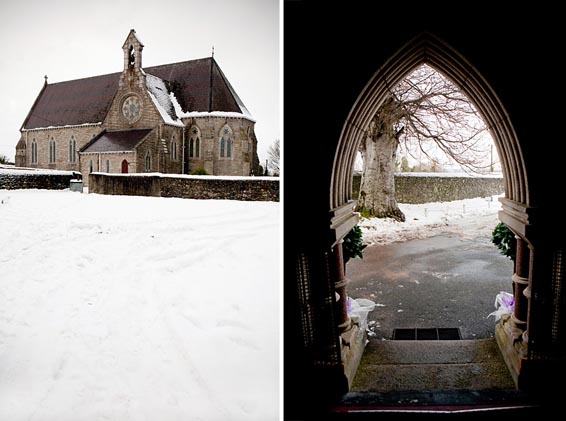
left=119, top=29, right=145, bottom=90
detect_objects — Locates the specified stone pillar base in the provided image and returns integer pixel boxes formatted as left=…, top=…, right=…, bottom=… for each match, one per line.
left=495, top=315, right=528, bottom=388
left=340, top=320, right=367, bottom=389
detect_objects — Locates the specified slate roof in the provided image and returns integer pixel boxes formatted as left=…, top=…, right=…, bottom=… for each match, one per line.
left=22, top=58, right=247, bottom=130
left=147, top=58, right=246, bottom=115
left=81, top=129, right=153, bottom=153
left=22, top=73, right=119, bottom=130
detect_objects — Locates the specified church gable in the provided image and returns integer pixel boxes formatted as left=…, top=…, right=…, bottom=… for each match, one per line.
left=103, top=83, right=164, bottom=131
left=104, top=29, right=161, bottom=130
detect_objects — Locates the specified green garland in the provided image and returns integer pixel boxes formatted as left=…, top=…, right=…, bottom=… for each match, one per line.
left=491, top=222, right=516, bottom=262
left=343, top=225, right=367, bottom=261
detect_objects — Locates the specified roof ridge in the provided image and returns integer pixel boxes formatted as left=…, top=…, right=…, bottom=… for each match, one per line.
left=145, top=56, right=212, bottom=71
left=41, top=71, right=121, bottom=86
left=41, top=57, right=213, bottom=86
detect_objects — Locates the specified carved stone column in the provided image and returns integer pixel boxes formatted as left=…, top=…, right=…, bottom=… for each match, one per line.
left=511, top=237, right=529, bottom=330
left=331, top=241, right=350, bottom=331
left=521, top=243, right=536, bottom=347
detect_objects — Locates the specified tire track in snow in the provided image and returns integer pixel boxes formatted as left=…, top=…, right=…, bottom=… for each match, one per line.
left=147, top=279, right=231, bottom=419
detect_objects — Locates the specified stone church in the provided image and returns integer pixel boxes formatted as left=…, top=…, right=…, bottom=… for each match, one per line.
left=15, top=30, right=260, bottom=185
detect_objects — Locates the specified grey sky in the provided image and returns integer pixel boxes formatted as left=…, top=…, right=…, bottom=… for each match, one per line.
left=0, top=0, right=280, bottom=165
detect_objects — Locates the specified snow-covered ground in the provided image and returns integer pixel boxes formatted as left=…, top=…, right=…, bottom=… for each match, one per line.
left=360, top=194, right=503, bottom=246
left=0, top=189, right=279, bottom=421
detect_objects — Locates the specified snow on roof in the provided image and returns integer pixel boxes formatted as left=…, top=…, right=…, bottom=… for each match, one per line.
left=179, top=110, right=256, bottom=123
left=21, top=122, right=102, bottom=132
left=168, top=91, right=255, bottom=122
left=145, top=73, right=184, bottom=128
left=169, top=92, right=184, bottom=118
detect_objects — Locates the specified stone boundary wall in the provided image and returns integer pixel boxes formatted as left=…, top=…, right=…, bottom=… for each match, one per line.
left=89, top=173, right=279, bottom=202
left=353, top=173, right=504, bottom=204
left=0, top=167, right=80, bottom=190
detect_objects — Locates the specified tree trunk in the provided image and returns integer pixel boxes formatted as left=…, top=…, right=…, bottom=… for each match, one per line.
left=358, top=111, right=405, bottom=222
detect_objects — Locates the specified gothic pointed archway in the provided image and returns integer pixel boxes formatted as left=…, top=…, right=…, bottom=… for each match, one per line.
left=325, top=32, right=564, bottom=399
left=328, top=31, right=535, bottom=385
left=331, top=32, right=528, bottom=217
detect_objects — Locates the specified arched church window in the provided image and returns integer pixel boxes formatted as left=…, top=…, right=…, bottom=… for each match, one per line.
left=106, top=159, right=110, bottom=173
left=89, top=159, right=93, bottom=173
left=49, top=138, right=56, bottom=163
left=220, top=125, right=233, bottom=159
left=69, top=137, right=76, bottom=163
left=31, top=139, right=37, bottom=164
left=189, top=126, right=201, bottom=159
left=145, top=151, right=151, bottom=171
left=171, top=138, right=178, bottom=161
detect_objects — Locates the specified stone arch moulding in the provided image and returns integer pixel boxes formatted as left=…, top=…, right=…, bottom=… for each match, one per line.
left=329, top=32, right=531, bottom=243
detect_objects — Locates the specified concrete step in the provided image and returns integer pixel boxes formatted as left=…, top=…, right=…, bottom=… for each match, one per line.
left=351, top=338, right=515, bottom=392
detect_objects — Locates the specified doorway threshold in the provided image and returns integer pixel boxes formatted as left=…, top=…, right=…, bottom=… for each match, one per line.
left=330, top=389, right=541, bottom=418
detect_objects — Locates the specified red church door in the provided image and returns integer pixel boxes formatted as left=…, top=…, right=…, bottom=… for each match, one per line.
left=121, top=159, right=128, bottom=173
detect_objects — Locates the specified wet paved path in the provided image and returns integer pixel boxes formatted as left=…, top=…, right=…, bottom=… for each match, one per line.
left=346, top=234, right=514, bottom=340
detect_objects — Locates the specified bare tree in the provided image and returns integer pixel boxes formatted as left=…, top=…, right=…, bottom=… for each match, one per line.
left=0, top=154, right=10, bottom=164
left=267, top=139, right=280, bottom=176
left=358, top=64, right=492, bottom=221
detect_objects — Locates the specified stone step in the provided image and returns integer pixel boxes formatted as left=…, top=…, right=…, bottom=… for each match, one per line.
left=360, top=338, right=503, bottom=365
left=351, top=338, right=516, bottom=392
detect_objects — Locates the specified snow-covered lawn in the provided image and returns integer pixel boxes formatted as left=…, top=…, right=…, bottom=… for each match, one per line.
left=0, top=189, right=279, bottom=421
left=360, top=194, right=503, bottom=246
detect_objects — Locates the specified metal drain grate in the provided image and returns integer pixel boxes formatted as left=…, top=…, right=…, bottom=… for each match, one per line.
left=392, top=328, right=461, bottom=340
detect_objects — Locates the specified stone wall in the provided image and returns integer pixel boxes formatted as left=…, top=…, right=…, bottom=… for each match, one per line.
left=183, top=116, right=257, bottom=176
left=89, top=173, right=279, bottom=202
left=0, top=167, right=79, bottom=190
left=90, top=173, right=161, bottom=197
left=19, top=125, right=104, bottom=170
left=352, top=173, right=504, bottom=204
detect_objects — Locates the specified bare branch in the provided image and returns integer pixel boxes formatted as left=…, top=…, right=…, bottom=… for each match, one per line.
left=267, top=139, right=280, bottom=176
left=378, top=64, right=495, bottom=173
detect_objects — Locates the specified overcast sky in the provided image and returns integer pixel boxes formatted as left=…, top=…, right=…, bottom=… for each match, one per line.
left=0, top=0, right=280, bottom=164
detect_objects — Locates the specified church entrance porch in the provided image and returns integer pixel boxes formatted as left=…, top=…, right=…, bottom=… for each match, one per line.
left=285, top=19, right=566, bottom=415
